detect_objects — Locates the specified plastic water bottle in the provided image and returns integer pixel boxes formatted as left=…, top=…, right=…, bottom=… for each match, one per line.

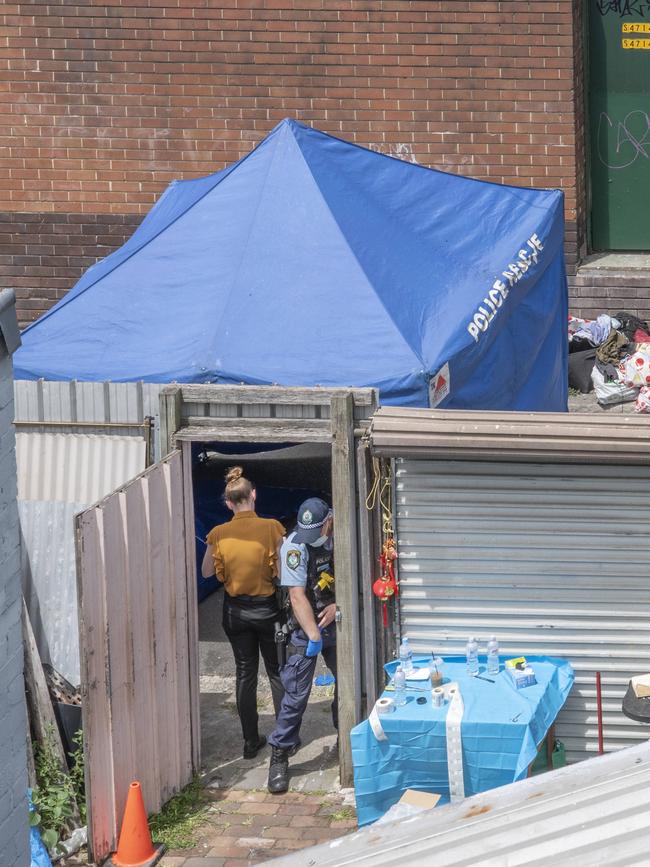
left=394, top=665, right=407, bottom=706
left=399, top=638, right=414, bottom=674
left=466, top=636, right=479, bottom=676
left=487, top=635, right=499, bottom=675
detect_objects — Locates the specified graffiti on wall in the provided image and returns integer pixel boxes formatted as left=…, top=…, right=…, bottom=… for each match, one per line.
left=596, top=0, right=650, bottom=17
left=597, top=109, right=650, bottom=169
left=368, top=142, right=419, bottom=164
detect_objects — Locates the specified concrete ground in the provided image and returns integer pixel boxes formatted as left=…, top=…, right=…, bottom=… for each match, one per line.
left=568, top=391, right=637, bottom=414
left=198, top=588, right=340, bottom=794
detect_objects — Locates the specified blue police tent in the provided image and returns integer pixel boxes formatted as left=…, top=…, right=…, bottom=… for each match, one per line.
left=14, top=119, right=568, bottom=410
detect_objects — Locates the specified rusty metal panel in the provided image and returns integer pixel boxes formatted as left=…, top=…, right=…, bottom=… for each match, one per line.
left=277, top=741, right=650, bottom=866
left=370, top=407, right=650, bottom=464
left=76, top=450, right=196, bottom=862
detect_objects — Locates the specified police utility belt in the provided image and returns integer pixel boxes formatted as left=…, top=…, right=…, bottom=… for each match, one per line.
left=275, top=546, right=335, bottom=666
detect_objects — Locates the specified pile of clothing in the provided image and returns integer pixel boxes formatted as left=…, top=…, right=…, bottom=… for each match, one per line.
left=568, top=311, right=650, bottom=411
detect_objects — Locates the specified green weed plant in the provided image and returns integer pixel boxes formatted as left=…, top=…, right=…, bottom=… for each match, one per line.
left=31, top=725, right=79, bottom=854
left=148, top=777, right=209, bottom=850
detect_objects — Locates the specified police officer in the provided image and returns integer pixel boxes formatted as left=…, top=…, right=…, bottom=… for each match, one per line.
left=267, top=497, right=337, bottom=794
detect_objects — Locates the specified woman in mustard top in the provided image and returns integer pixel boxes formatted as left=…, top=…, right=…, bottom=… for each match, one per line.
left=202, top=466, right=285, bottom=759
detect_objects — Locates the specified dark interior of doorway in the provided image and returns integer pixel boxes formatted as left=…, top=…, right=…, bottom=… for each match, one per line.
left=190, top=441, right=339, bottom=791
left=190, top=440, right=332, bottom=600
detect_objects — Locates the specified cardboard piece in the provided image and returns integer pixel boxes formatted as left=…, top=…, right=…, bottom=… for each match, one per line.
left=399, top=789, right=441, bottom=810
left=631, top=674, right=650, bottom=698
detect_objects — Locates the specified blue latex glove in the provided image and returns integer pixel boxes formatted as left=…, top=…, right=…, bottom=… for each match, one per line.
left=305, top=638, right=323, bottom=658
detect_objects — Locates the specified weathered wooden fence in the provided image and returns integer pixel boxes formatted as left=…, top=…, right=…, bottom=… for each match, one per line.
left=75, top=449, right=199, bottom=862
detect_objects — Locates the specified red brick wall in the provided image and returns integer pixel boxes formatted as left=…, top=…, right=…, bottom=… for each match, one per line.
left=1, top=0, right=584, bottom=327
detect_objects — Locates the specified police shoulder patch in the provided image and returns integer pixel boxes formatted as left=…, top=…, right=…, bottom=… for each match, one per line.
left=286, top=549, right=301, bottom=570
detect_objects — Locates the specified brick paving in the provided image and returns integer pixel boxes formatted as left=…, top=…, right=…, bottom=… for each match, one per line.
left=159, top=789, right=357, bottom=867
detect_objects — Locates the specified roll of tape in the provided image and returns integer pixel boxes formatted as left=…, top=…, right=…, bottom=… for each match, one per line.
left=376, top=697, right=395, bottom=715
left=369, top=699, right=394, bottom=742
left=432, top=687, right=444, bottom=707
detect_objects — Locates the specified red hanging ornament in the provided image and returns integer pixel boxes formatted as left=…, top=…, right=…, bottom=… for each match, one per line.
left=373, top=538, right=399, bottom=627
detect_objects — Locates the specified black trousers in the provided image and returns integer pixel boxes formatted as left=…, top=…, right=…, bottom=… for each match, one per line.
left=222, top=593, right=284, bottom=743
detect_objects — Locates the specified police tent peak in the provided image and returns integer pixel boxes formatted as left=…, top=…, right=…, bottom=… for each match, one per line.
left=14, top=117, right=568, bottom=410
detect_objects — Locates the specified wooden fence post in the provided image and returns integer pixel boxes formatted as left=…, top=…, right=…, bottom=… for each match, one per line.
left=356, top=439, right=380, bottom=712
left=159, top=385, right=182, bottom=457
left=331, top=392, right=361, bottom=787
left=23, top=599, right=81, bottom=827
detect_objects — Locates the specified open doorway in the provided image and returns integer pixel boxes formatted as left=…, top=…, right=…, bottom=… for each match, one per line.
left=189, top=441, right=340, bottom=791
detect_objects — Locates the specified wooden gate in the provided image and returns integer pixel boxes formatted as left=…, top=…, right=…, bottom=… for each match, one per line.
left=75, top=449, right=199, bottom=862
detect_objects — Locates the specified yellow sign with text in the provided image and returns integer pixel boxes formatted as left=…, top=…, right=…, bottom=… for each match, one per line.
left=622, top=38, right=650, bottom=49
left=622, top=22, right=650, bottom=33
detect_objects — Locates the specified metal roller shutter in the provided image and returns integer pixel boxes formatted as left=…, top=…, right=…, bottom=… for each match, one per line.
left=395, top=458, right=650, bottom=763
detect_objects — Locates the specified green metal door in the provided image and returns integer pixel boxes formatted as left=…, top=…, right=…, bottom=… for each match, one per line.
left=589, top=1, right=650, bottom=250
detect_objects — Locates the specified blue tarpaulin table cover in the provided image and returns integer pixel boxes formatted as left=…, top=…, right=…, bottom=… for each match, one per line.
left=351, top=655, right=574, bottom=826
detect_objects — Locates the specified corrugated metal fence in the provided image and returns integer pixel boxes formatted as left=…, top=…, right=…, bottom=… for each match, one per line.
left=18, top=434, right=146, bottom=683
left=14, top=379, right=165, bottom=460
left=395, top=458, right=650, bottom=763
left=15, top=380, right=165, bottom=684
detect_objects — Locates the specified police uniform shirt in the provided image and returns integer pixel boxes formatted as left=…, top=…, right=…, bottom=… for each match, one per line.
left=280, top=532, right=309, bottom=588
left=280, top=532, right=335, bottom=644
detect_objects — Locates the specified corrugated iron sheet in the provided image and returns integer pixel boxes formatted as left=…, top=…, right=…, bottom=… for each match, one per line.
left=395, top=458, right=650, bottom=762
left=274, top=741, right=650, bottom=866
left=14, top=379, right=164, bottom=422
left=16, top=432, right=146, bottom=503
left=14, top=379, right=165, bottom=460
left=370, top=406, right=650, bottom=463
left=20, top=500, right=84, bottom=684
left=18, top=432, right=147, bottom=685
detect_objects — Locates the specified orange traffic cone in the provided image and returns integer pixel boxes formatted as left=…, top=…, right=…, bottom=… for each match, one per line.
left=110, top=781, right=165, bottom=867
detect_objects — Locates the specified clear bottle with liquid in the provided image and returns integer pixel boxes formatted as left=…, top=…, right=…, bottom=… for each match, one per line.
left=466, top=636, right=479, bottom=676
left=399, top=637, right=414, bottom=674
left=487, top=635, right=500, bottom=675
left=394, top=665, right=407, bottom=706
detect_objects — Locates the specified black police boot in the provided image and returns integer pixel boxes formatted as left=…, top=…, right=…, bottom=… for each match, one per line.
left=267, top=746, right=290, bottom=794
left=287, top=738, right=301, bottom=758
left=243, top=734, right=267, bottom=760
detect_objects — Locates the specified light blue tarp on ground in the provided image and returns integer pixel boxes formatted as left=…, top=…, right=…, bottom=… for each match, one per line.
left=351, top=655, right=574, bottom=827
left=29, top=791, right=53, bottom=867
left=15, top=119, right=568, bottom=410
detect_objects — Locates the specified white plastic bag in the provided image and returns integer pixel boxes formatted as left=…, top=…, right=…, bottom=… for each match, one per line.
left=591, top=365, right=638, bottom=406
left=635, top=387, right=650, bottom=414
left=618, top=351, right=650, bottom=388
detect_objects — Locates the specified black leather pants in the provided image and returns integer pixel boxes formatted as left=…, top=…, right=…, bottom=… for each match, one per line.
left=222, top=593, right=284, bottom=743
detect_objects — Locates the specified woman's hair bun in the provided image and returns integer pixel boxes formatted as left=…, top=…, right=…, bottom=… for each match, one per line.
left=225, top=466, right=243, bottom=484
